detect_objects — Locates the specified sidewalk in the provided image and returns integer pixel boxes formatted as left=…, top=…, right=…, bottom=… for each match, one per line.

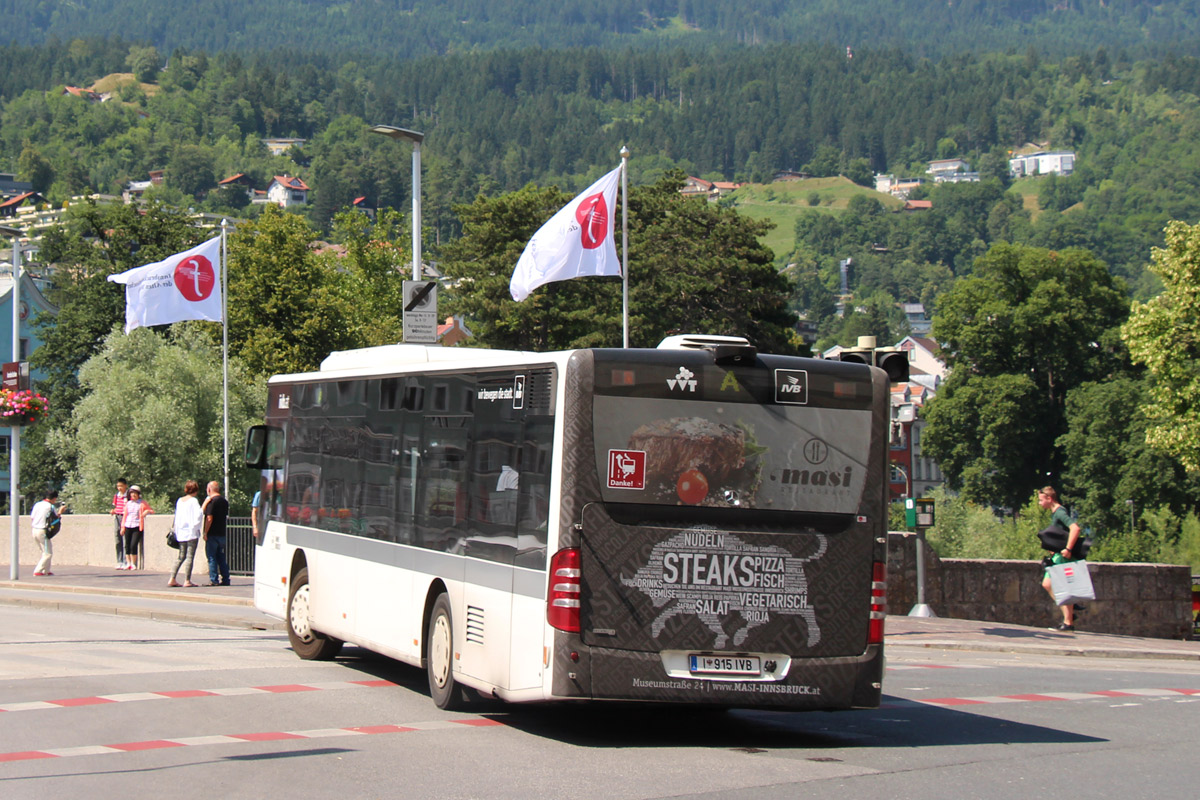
left=2, top=565, right=1198, bottom=659
left=0, top=564, right=282, bottom=631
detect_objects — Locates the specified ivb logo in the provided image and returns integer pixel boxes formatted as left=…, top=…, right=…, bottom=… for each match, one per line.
left=774, top=369, right=809, bottom=405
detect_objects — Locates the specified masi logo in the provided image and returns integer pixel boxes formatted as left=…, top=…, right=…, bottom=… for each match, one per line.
left=667, top=367, right=697, bottom=393
left=774, top=369, right=809, bottom=404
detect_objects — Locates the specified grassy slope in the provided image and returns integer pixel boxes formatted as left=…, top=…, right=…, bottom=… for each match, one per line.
left=729, top=176, right=903, bottom=260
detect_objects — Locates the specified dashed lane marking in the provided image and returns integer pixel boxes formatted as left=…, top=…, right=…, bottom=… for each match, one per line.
left=0, top=717, right=505, bottom=763
left=0, top=679, right=397, bottom=714
left=915, top=688, right=1200, bottom=707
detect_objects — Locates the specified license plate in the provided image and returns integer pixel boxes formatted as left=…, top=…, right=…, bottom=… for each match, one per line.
left=689, top=655, right=761, bottom=676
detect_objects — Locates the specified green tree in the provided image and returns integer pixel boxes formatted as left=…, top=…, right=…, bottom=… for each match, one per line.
left=923, top=243, right=1129, bottom=509
left=17, top=142, right=54, bottom=194
left=440, top=172, right=798, bottom=353
left=1058, top=376, right=1199, bottom=535
left=125, top=45, right=161, bottom=83
left=168, top=145, right=217, bottom=200
left=226, top=206, right=359, bottom=377
left=325, top=207, right=407, bottom=346
left=1123, top=220, right=1200, bottom=472
left=49, top=327, right=265, bottom=513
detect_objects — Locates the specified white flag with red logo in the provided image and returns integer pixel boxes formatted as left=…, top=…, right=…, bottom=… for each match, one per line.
left=510, top=165, right=622, bottom=302
left=107, top=236, right=223, bottom=333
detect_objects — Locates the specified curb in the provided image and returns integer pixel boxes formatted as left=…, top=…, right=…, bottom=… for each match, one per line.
left=889, top=637, right=1200, bottom=662
left=0, top=579, right=254, bottom=606
left=0, top=587, right=284, bottom=632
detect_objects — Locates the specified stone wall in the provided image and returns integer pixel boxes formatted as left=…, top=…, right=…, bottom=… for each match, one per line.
left=1, top=514, right=188, bottom=573
left=888, top=531, right=1194, bottom=640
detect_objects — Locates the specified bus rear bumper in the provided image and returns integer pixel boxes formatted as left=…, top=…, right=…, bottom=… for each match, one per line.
left=551, top=641, right=884, bottom=710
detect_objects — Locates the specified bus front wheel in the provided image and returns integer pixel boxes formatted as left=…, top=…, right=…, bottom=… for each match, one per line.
left=426, top=593, right=470, bottom=710
left=287, top=567, right=343, bottom=660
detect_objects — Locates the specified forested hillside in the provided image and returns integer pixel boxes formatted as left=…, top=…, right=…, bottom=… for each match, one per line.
left=4, top=39, right=1200, bottom=293
left=2, top=0, right=1199, bottom=59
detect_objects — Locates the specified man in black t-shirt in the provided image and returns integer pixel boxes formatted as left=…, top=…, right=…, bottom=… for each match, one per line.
left=203, top=481, right=231, bottom=586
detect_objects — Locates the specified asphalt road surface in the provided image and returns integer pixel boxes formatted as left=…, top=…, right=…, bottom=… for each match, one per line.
left=1, top=607, right=1197, bottom=799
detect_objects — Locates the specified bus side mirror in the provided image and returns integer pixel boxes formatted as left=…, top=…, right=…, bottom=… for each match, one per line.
left=244, top=426, right=269, bottom=469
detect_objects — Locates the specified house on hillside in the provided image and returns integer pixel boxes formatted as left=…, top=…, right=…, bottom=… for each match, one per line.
left=927, top=158, right=980, bottom=184
left=681, top=177, right=713, bottom=197
left=874, top=174, right=926, bottom=198
left=61, top=86, right=101, bottom=102
left=0, top=192, right=48, bottom=219
left=896, top=336, right=945, bottom=381
left=903, top=199, right=932, bottom=212
left=437, top=316, right=473, bottom=347
left=1009, top=150, right=1075, bottom=178
left=773, top=170, right=809, bottom=182
left=218, top=173, right=256, bottom=201
left=267, top=175, right=309, bottom=207
left=262, top=138, right=306, bottom=157
left=890, top=379, right=944, bottom=500
left=900, top=304, right=932, bottom=335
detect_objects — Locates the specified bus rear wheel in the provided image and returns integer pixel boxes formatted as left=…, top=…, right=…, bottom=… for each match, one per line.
left=426, top=593, right=470, bottom=710
left=287, top=567, right=343, bottom=660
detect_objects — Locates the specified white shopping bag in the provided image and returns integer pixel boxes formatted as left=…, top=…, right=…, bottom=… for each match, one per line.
left=1048, top=561, right=1095, bottom=606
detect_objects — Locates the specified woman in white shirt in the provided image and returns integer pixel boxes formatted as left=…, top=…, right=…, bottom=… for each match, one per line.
left=167, top=480, right=204, bottom=587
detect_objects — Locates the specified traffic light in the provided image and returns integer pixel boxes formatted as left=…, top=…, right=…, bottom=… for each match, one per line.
left=874, top=347, right=910, bottom=383
left=837, top=347, right=873, bottom=366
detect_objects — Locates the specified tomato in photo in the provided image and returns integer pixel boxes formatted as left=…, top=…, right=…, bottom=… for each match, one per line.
left=676, top=469, right=709, bottom=504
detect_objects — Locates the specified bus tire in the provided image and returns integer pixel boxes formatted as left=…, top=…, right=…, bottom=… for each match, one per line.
left=426, top=593, right=469, bottom=710
left=287, top=567, right=343, bottom=660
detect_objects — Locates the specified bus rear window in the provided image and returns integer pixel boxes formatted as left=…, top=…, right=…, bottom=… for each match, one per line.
left=592, top=361, right=873, bottom=515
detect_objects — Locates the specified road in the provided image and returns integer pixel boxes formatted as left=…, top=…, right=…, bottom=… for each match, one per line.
left=1, top=607, right=1197, bottom=799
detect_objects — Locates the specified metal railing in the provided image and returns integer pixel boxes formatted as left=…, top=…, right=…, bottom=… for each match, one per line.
left=227, top=516, right=255, bottom=576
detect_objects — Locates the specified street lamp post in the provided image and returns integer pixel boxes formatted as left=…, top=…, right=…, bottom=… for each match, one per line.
left=2, top=223, right=21, bottom=580
left=368, top=125, right=425, bottom=280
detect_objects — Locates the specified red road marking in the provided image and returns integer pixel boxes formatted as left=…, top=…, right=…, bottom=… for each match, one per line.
left=50, top=697, right=116, bottom=707
left=0, top=751, right=58, bottom=763
left=3, top=680, right=399, bottom=714
left=109, top=740, right=186, bottom=752
left=1002, top=694, right=1065, bottom=702
left=346, top=725, right=415, bottom=734
left=1090, top=690, right=1136, bottom=697
left=453, top=718, right=505, bottom=727
left=231, top=732, right=307, bottom=742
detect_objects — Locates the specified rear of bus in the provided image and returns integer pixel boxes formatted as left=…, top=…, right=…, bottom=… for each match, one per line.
left=545, top=341, right=889, bottom=709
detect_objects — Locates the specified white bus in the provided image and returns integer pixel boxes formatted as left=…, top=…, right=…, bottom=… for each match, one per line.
left=244, top=335, right=890, bottom=710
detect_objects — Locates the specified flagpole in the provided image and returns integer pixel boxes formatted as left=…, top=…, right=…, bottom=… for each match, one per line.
left=221, top=220, right=229, bottom=494
left=620, top=146, right=629, bottom=348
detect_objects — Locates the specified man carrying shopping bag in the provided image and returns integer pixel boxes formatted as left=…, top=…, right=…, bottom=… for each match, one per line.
left=1037, top=486, right=1089, bottom=631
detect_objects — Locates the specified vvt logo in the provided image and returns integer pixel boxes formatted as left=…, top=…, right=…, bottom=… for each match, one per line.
left=667, top=367, right=697, bottom=393
left=774, top=369, right=809, bottom=404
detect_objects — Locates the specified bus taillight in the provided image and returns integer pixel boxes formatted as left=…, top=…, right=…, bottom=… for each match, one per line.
left=869, top=561, right=887, bottom=644
left=548, top=548, right=582, bottom=632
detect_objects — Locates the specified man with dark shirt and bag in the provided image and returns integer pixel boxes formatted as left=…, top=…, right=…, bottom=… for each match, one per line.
left=202, top=481, right=231, bottom=586
left=1037, top=486, right=1086, bottom=631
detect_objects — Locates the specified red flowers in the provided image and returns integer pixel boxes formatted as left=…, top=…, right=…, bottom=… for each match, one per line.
left=0, top=389, right=48, bottom=425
